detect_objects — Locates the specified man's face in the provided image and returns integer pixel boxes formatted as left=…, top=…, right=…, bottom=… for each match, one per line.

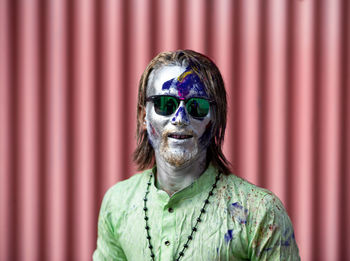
left=145, top=65, right=214, bottom=167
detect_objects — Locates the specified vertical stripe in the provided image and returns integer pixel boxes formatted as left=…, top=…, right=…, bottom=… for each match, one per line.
left=158, top=0, right=179, bottom=52
left=263, top=0, right=287, bottom=203
left=100, top=0, right=124, bottom=194
left=288, top=1, right=315, bottom=260
left=317, top=1, right=342, bottom=259
left=342, top=2, right=350, bottom=260
left=72, top=0, right=95, bottom=259
left=17, top=0, right=40, bottom=259
left=212, top=0, right=235, bottom=168
left=45, top=0, right=67, bottom=259
left=0, top=0, right=10, bottom=260
left=239, top=0, right=261, bottom=184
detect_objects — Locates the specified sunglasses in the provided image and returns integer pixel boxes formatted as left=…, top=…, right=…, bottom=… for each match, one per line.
left=146, top=95, right=214, bottom=118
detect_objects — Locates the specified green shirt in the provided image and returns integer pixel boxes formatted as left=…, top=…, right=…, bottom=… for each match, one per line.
left=93, top=164, right=300, bottom=260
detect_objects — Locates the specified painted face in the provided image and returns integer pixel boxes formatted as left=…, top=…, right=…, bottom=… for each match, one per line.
left=145, top=65, right=214, bottom=167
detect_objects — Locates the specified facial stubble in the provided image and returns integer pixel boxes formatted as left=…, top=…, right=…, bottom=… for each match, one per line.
left=159, top=129, right=199, bottom=167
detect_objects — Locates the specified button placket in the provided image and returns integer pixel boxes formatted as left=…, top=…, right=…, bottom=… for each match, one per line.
left=159, top=203, right=176, bottom=260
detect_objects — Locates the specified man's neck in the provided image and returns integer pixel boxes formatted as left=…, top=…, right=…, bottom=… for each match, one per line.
left=154, top=151, right=208, bottom=196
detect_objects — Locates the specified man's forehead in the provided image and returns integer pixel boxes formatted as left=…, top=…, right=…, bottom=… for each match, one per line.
left=147, top=65, right=187, bottom=96
left=147, top=65, right=208, bottom=98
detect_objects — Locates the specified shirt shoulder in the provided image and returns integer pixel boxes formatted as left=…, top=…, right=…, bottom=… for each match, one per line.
left=222, top=174, right=275, bottom=206
left=100, top=169, right=151, bottom=215
left=222, top=174, right=291, bottom=225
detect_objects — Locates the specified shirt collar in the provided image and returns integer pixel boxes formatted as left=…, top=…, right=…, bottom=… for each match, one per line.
left=147, top=162, right=219, bottom=206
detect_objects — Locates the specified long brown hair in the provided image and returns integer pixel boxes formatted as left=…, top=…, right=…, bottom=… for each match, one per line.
left=133, top=50, right=232, bottom=174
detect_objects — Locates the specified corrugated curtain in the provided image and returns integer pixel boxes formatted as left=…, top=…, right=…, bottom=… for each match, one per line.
left=0, top=0, right=349, bottom=260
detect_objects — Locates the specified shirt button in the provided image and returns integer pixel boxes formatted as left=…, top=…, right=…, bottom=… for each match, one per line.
left=165, top=240, right=170, bottom=246
left=168, top=208, right=174, bottom=213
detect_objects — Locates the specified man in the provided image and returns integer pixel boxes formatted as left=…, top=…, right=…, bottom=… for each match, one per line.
left=93, top=50, right=300, bottom=260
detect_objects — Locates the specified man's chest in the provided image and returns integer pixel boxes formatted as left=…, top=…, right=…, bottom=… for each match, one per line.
left=116, top=198, right=250, bottom=261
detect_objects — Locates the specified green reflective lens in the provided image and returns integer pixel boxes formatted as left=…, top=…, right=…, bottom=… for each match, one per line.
left=186, top=98, right=210, bottom=118
left=153, top=96, right=179, bottom=116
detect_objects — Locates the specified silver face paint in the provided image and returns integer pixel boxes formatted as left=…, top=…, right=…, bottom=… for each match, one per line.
left=145, top=65, right=213, bottom=168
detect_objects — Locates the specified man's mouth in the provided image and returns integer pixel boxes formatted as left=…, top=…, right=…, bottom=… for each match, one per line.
left=168, top=134, right=193, bottom=140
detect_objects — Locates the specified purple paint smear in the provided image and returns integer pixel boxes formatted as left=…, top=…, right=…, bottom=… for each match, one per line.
left=162, top=67, right=207, bottom=98
left=263, top=232, right=295, bottom=253
left=199, top=121, right=213, bottom=146
left=224, top=229, right=233, bottom=244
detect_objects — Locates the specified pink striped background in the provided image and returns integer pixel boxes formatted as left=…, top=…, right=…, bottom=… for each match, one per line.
left=0, top=0, right=349, bottom=260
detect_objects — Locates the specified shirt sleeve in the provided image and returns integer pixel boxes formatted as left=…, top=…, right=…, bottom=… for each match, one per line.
left=248, top=193, right=300, bottom=261
left=93, top=188, right=127, bottom=261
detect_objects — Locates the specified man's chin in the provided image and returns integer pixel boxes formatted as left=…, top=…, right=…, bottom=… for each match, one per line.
left=160, top=150, right=197, bottom=168
left=164, top=157, right=189, bottom=168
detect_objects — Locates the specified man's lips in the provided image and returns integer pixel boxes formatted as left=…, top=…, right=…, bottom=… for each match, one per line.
left=168, top=134, right=193, bottom=139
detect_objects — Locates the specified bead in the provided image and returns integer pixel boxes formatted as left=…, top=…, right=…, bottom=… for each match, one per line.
left=197, top=218, right=201, bottom=222
left=192, top=227, right=197, bottom=231
left=188, top=235, right=192, bottom=240
left=144, top=216, right=148, bottom=220
left=147, top=182, right=151, bottom=185
left=145, top=226, right=150, bottom=230
left=212, top=184, right=217, bottom=188
left=200, top=208, right=206, bottom=213
left=179, top=252, right=184, bottom=256
left=149, top=245, right=153, bottom=249
left=147, top=235, right=151, bottom=240
left=151, top=253, right=155, bottom=258
left=143, top=198, right=148, bottom=201
left=184, top=244, right=188, bottom=248
left=143, top=207, right=148, bottom=211
left=209, top=191, right=213, bottom=196
left=205, top=199, right=209, bottom=204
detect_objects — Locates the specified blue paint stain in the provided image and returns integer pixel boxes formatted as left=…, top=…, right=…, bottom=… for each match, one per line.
left=147, top=137, right=154, bottom=147
left=281, top=230, right=293, bottom=247
left=162, top=80, right=173, bottom=90
left=282, top=239, right=291, bottom=247
left=162, top=67, right=207, bottom=98
left=262, top=230, right=295, bottom=253
left=283, top=227, right=290, bottom=237
left=229, top=202, right=248, bottom=224
left=224, top=229, right=233, bottom=243
left=172, top=107, right=189, bottom=124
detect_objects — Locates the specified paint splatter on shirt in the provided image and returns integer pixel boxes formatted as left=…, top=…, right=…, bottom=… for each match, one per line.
left=93, top=164, right=300, bottom=260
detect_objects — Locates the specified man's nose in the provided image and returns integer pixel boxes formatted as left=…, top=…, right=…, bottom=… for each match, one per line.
left=171, top=102, right=190, bottom=126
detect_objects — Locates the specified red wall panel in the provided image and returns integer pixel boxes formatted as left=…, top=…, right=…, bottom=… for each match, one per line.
left=0, top=0, right=349, bottom=260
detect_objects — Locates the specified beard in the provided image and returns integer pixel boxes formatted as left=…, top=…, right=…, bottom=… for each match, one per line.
left=159, top=129, right=199, bottom=167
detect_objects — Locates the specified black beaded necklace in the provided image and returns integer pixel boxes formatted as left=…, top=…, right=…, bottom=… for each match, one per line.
left=143, top=172, right=221, bottom=261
